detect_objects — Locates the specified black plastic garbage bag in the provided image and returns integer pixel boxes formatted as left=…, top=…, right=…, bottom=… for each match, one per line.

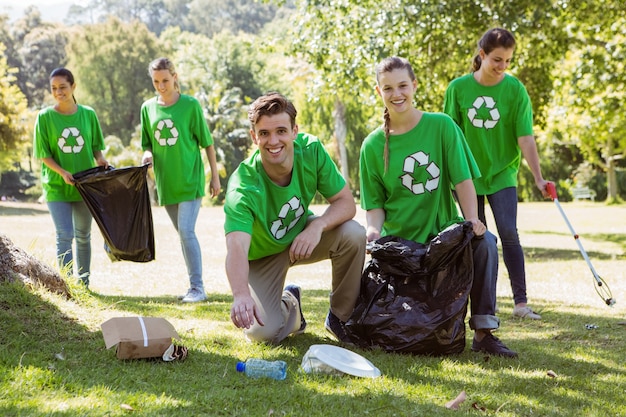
left=345, top=222, right=475, bottom=355
left=73, top=165, right=155, bottom=262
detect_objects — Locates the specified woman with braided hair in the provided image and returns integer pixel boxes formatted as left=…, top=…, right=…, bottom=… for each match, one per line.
left=359, top=56, right=517, bottom=357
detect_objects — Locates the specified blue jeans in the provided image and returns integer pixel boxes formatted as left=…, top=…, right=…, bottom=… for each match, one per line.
left=478, top=186, right=527, bottom=305
left=165, top=198, right=204, bottom=290
left=468, top=231, right=501, bottom=331
left=47, top=201, right=92, bottom=284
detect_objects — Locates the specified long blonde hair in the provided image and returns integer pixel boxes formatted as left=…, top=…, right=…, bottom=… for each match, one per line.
left=375, top=57, right=416, bottom=173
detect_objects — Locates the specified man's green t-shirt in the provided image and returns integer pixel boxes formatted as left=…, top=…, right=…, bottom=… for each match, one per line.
left=360, top=112, right=480, bottom=244
left=443, top=73, right=534, bottom=195
left=141, top=94, right=213, bottom=205
left=33, top=105, right=105, bottom=202
left=224, top=133, right=346, bottom=260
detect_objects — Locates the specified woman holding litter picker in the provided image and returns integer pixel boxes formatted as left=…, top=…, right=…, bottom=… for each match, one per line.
left=444, top=28, right=553, bottom=320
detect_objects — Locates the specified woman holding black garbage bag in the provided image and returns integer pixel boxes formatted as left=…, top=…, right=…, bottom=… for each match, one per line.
left=359, top=56, right=517, bottom=357
left=33, top=67, right=109, bottom=287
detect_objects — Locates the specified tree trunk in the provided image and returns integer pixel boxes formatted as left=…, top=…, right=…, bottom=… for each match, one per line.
left=0, top=233, right=70, bottom=297
left=604, top=138, right=620, bottom=201
left=333, top=97, right=350, bottom=184
left=607, top=156, right=617, bottom=201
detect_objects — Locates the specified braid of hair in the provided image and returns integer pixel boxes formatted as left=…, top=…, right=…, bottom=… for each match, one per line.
left=383, top=107, right=391, bottom=174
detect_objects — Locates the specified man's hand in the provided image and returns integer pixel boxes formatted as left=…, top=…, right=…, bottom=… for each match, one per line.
left=230, top=294, right=264, bottom=329
left=289, top=220, right=323, bottom=262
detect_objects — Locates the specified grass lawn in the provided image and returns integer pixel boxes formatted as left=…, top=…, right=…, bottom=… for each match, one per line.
left=1, top=201, right=625, bottom=416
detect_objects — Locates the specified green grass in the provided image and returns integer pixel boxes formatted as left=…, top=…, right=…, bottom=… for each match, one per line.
left=1, top=201, right=626, bottom=416
left=1, top=282, right=625, bottom=416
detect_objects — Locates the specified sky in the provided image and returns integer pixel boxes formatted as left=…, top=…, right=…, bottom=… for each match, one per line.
left=0, top=0, right=76, bottom=22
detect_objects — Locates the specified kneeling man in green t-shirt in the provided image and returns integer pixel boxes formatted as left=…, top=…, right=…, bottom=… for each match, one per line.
left=224, top=92, right=366, bottom=344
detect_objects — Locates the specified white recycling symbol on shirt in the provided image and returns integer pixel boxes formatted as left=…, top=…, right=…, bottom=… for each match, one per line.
left=270, top=196, right=305, bottom=240
left=467, top=96, right=500, bottom=129
left=155, top=118, right=179, bottom=146
left=400, top=151, right=440, bottom=195
left=57, top=127, right=84, bottom=154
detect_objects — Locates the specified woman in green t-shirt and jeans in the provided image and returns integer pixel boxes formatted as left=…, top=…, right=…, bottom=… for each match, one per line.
left=444, top=28, right=553, bottom=320
left=33, top=68, right=109, bottom=287
left=360, top=56, right=517, bottom=357
left=141, top=57, right=220, bottom=303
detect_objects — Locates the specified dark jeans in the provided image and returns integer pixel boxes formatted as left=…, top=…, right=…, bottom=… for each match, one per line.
left=478, top=186, right=527, bottom=305
left=468, top=231, right=500, bottom=331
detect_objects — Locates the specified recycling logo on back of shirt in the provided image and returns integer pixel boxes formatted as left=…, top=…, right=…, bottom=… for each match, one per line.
left=57, top=127, right=84, bottom=154
left=155, top=118, right=179, bottom=146
left=270, top=196, right=305, bottom=240
left=400, top=151, right=440, bottom=195
left=467, top=96, right=500, bottom=129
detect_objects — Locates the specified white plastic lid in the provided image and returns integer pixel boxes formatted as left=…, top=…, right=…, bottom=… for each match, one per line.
left=301, top=344, right=381, bottom=378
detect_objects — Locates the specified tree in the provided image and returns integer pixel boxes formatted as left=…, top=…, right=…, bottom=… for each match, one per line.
left=18, top=26, right=69, bottom=107
left=544, top=14, right=626, bottom=202
left=68, top=0, right=172, bottom=34
left=1, top=6, right=68, bottom=107
left=285, top=0, right=599, bottom=199
left=0, top=43, right=28, bottom=172
left=187, top=0, right=279, bottom=37
left=66, top=17, right=161, bottom=143
left=1, top=233, right=69, bottom=297
left=67, top=0, right=286, bottom=36
left=204, top=87, right=250, bottom=203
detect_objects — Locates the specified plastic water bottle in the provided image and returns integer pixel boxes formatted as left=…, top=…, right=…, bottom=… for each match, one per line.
left=236, top=358, right=287, bottom=380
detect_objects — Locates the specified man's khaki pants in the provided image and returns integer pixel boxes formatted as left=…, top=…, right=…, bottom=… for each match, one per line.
left=244, top=219, right=366, bottom=344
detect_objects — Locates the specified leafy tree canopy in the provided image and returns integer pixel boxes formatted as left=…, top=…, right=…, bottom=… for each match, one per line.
left=0, top=44, right=29, bottom=171
left=66, top=17, right=161, bottom=143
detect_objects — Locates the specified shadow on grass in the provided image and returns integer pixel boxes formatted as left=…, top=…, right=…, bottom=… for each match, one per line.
left=524, top=229, right=626, bottom=261
left=523, top=246, right=626, bottom=261
left=91, top=293, right=235, bottom=319
left=1, top=286, right=625, bottom=416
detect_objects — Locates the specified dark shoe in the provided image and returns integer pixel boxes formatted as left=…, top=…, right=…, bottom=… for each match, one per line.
left=325, top=310, right=352, bottom=343
left=471, top=333, right=518, bottom=358
left=284, top=284, right=306, bottom=334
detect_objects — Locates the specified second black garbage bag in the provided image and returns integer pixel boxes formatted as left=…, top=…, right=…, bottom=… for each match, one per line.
left=73, top=165, right=155, bottom=262
left=345, top=222, right=475, bottom=355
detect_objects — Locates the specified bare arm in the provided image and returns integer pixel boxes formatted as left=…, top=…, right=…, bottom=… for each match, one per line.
left=225, top=231, right=264, bottom=329
left=93, top=150, right=109, bottom=168
left=365, top=208, right=385, bottom=242
left=204, top=145, right=221, bottom=198
left=41, top=151, right=109, bottom=185
left=455, top=179, right=486, bottom=236
left=289, top=184, right=356, bottom=262
left=518, top=135, right=551, bottom=198
left=41, top=157, right=74, bottom=185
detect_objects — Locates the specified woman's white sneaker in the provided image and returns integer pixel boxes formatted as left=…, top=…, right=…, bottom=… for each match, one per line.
left=181, top=288, right=207, bottom=303
left=513, top=306, right=541, bottom=320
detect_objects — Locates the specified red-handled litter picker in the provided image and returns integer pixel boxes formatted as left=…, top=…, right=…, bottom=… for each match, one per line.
left=546, top=183, right=615, bottom=306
